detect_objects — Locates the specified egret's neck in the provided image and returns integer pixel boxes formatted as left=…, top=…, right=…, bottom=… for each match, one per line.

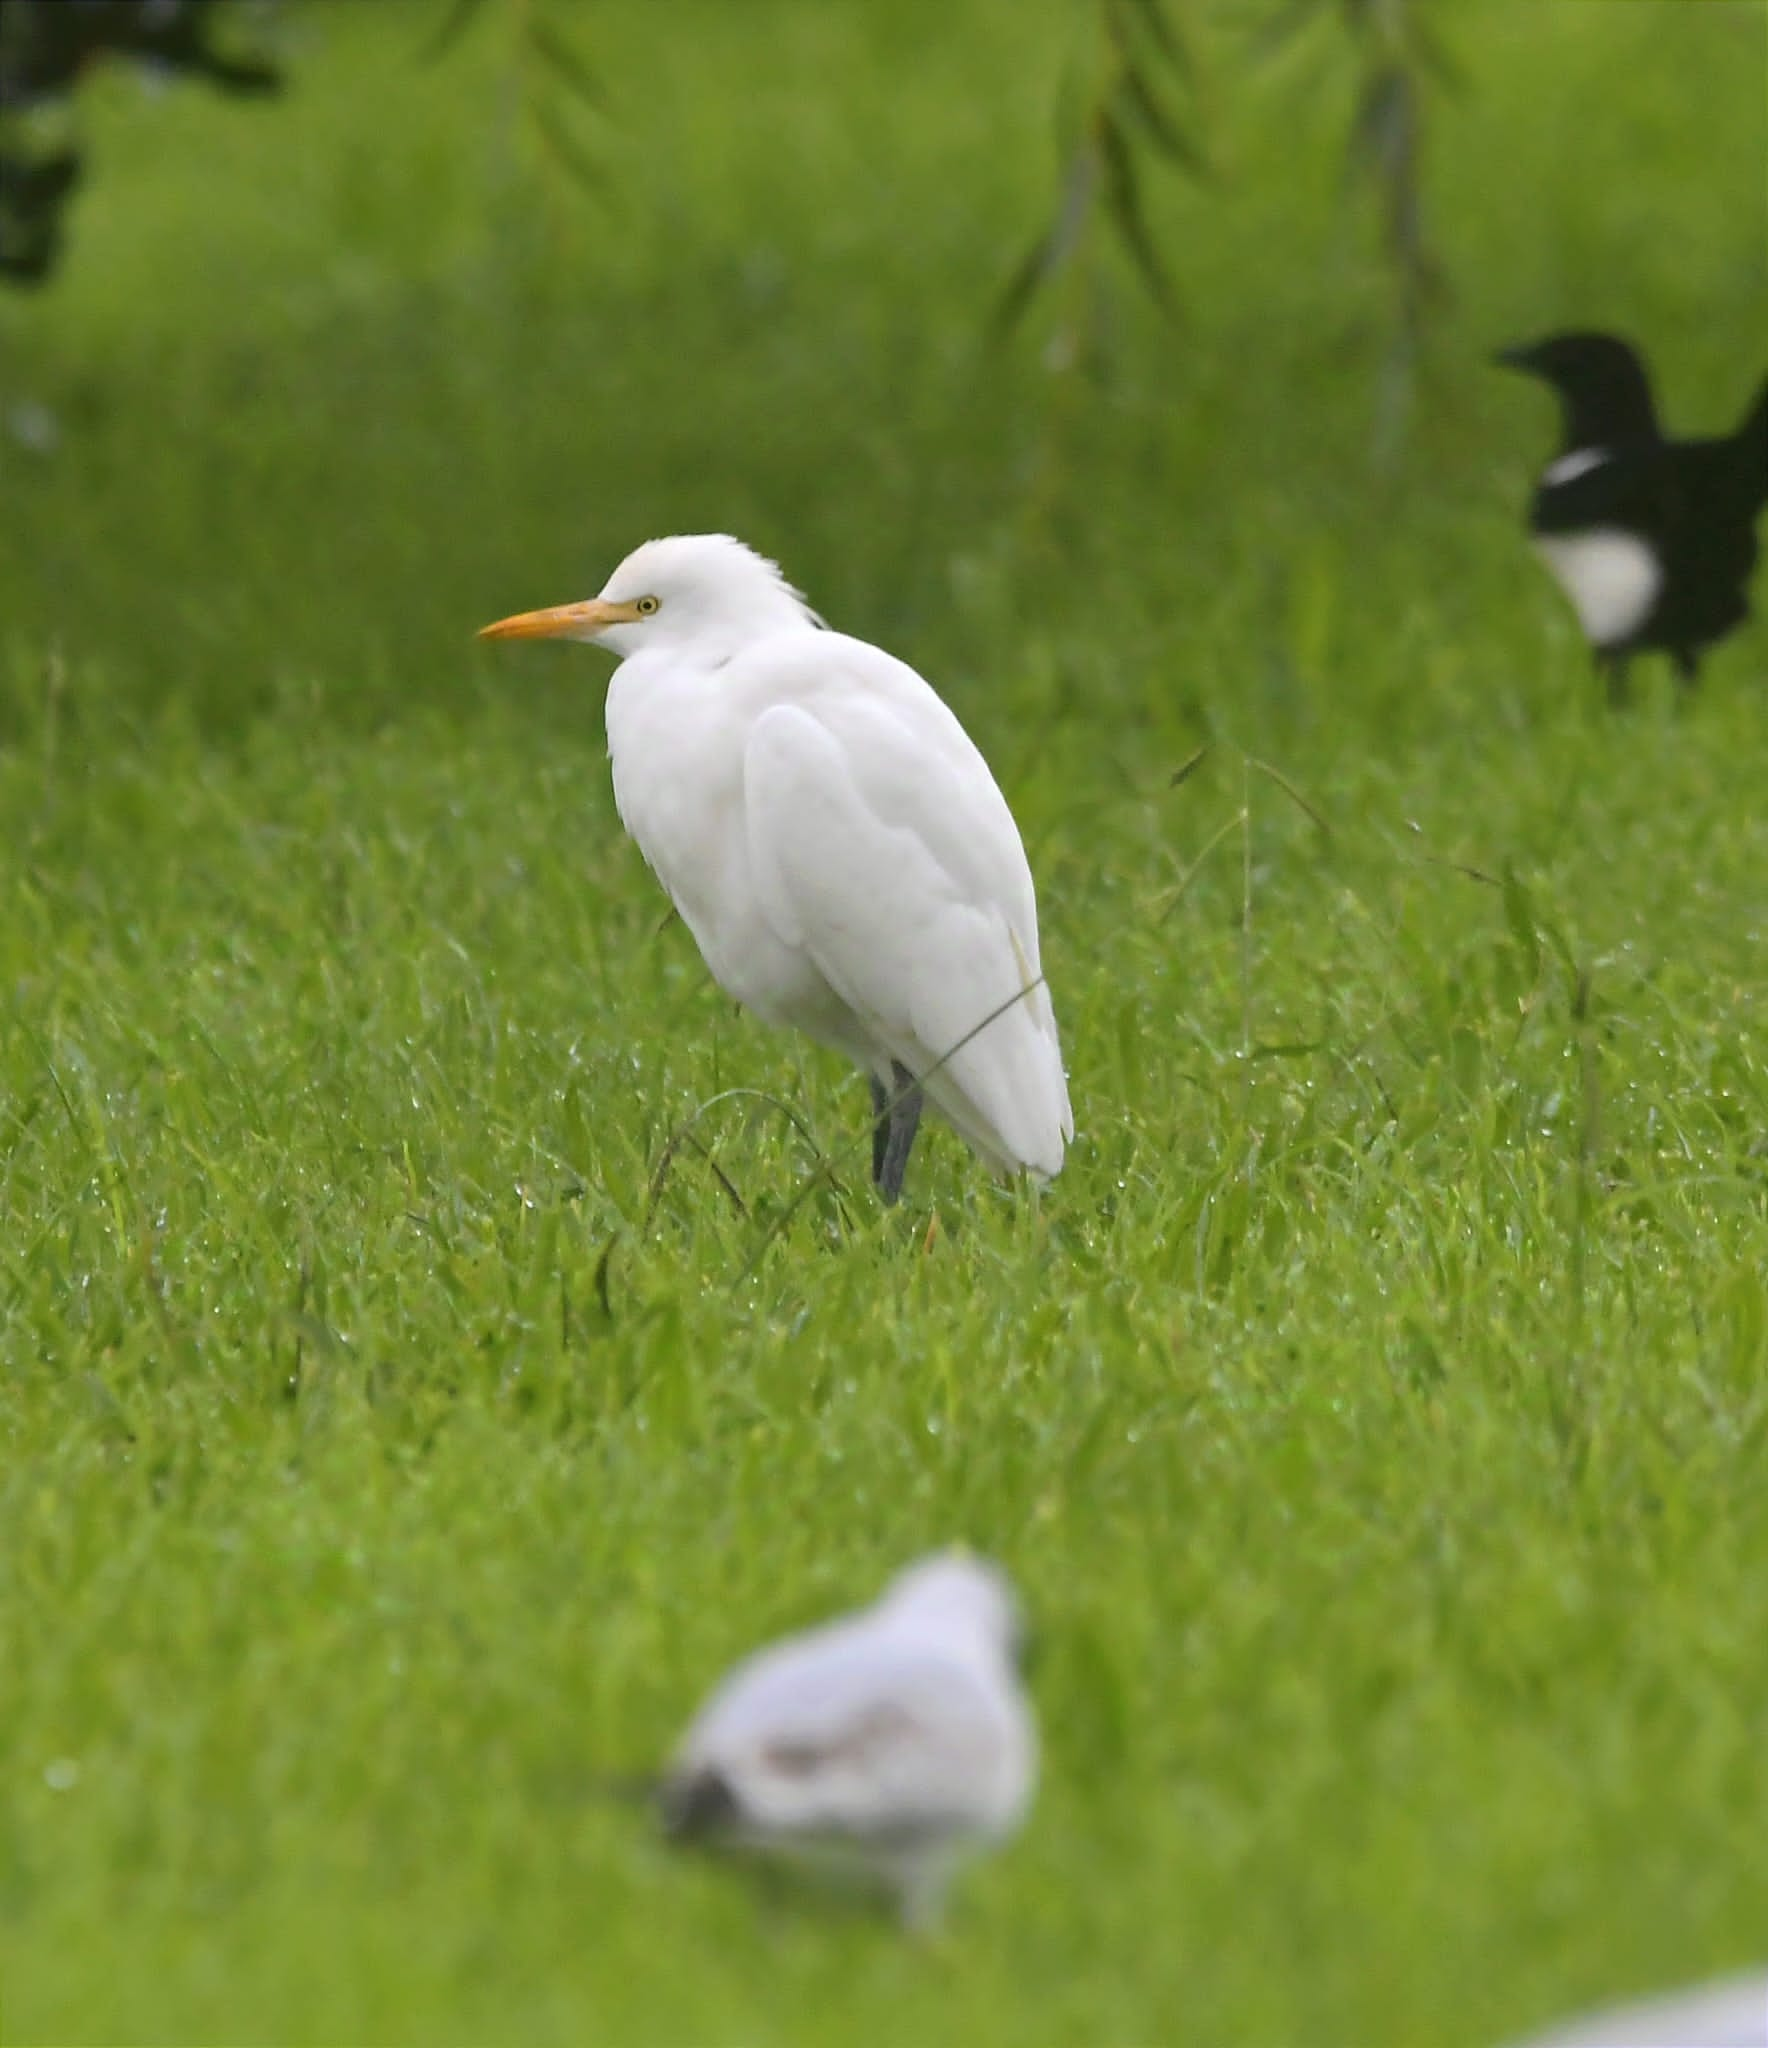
left=648, top=626, right=761, bottom=671
left=602, top=637, right=741, bottom=762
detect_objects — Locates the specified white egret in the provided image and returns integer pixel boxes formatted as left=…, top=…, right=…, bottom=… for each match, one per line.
left=479, top=535, right=1072, bottom=1202
left=658, top=1551, right=1036, bottom=1928
left=1500, top=1968, right=1768, bottom=2047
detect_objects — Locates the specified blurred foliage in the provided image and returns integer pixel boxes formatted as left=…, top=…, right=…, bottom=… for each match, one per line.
left=424, top=0, right=604, bottom=194
left=994, top=0, right=1208, bottom=344
left=0, top=0, right=281, bottom=286
left=1001, top=0, right=1456, bottom=401
left=1280, top=0, right=1460, bottom=436
left=5, top=0, right=1454, bottom=405
left=1325, top=0, right=1458, bottom=340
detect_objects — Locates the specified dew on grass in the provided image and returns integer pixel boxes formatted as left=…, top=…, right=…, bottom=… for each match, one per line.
left=43, top=1758, right=80, bottom=1792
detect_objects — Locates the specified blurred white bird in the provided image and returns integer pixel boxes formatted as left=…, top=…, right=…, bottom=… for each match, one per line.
left=1502, top=1969, right=1768, bottom=2048
left=657, top=1551, right=1036, bottom=1928
left=479, top=534, right=1072, bottom=1202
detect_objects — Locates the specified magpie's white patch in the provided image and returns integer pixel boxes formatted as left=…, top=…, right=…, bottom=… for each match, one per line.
left=1532, top=528, right=1661, bottom=646
left=1498, top=330, right=1768, bottom=684
left=1541, top=446, right=1612, bottom=487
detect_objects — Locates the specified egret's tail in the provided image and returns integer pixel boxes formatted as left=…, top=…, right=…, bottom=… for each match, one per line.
left=918, top=965, right=1072, bottom=1183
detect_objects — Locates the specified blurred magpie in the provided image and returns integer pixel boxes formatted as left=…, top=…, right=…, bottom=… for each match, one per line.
left=1496, top=332, right=1768, bottom=702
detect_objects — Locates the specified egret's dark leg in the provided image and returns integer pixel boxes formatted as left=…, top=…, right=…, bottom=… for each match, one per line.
left=873, top=1062, right=923, bottom=1205
left=869, top=1074, right=890, bottom=1185
left=1672, top=646, right=1701, bottom=693
left=1598, top=648, right=1631, bottom=709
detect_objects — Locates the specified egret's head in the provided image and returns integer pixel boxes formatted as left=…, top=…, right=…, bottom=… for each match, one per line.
left=478, top=533, right=821, bottom=659
left=879, top=1552, right=1027, bottom=1668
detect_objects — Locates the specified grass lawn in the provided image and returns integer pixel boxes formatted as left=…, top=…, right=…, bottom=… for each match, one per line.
left=3, top=1, right=1767, bottom=2041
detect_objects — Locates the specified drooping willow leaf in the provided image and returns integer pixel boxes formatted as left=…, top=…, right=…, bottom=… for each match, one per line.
left=424, top=0, right=607, bottom=202
left=995, top=0, right=1205, bottom=334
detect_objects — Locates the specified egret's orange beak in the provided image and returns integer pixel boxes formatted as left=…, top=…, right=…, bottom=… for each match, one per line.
left=477, top=597, right=641, bottom=642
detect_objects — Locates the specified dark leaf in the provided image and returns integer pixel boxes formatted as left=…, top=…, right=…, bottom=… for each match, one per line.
left=1120, top=0, right=1190, bottom=76
left=527, top=12, right=605, bottom=112
left=420, top=0, right=489, bottom=64
left=1409, top=10, right=1468, bottom=93
left=990, top=143, right=1098, bottom=336
left=1118, top=59, right=1208, bottom=178
left=1249, top=0, right=1331, bottom=64
left=593, top=1236, right=618, bottom=1322
left=187, top=51, right=282, bottom=97
left=993, top=229, right=1064, bottom=338
left=1098, top=109, right=1176, bottom=311
left=1100, top=0, right=1133, bottom=62
left=1346, top=65, right=1410, bottom=183
left=1168, top=744, right=1209, bottom=790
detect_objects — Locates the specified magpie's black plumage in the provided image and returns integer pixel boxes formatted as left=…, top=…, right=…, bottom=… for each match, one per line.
left=1496, top=332, right=1768, bottom=702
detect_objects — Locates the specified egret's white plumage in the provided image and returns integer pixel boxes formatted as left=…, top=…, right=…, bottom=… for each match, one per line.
left=659, top=1552, right=1036, bottom=1927
left=480, top=535, right=1072, bottom=1199
left=1501, top=1968, right=1768, bottom=2048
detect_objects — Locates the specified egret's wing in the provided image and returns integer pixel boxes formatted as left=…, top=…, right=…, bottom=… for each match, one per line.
left=741, top=661, right=1070, bottom=1176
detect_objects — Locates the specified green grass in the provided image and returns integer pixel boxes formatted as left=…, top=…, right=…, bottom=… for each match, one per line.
left=3, top=1, right=1767, bottom=2042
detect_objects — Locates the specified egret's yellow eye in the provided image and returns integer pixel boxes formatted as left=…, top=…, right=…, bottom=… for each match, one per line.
left=636, top=595, right=661, bottom=616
